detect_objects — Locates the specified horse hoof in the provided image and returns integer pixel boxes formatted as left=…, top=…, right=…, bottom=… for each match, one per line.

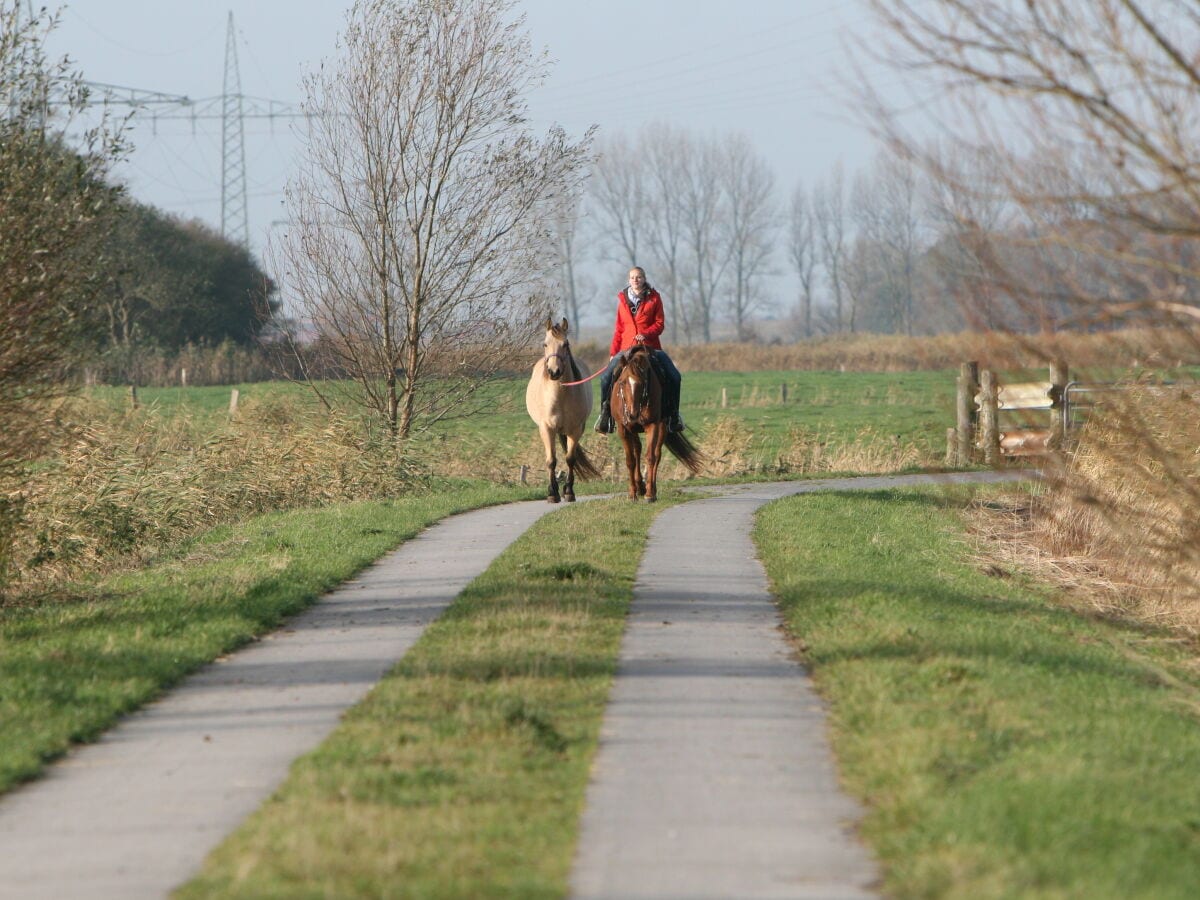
left=564, top=493, right=576, bottom=502
left=548, top=495, right=560, bottom=504
left=647, top=496, right=657, bottom=503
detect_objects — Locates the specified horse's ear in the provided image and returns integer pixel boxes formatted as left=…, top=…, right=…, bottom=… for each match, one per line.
left=545, top=315, right=553, bottom=331
left=560, top=317, right=569, bottom=334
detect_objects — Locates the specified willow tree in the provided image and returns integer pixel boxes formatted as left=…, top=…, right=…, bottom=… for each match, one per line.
left=279, top=0, right=592, bottom=437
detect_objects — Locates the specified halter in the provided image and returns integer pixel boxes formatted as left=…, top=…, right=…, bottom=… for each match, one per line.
left=543, top=338, right=573, bottom=377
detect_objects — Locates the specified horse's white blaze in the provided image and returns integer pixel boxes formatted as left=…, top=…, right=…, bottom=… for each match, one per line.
left=629, top=377, right=638, bottom=391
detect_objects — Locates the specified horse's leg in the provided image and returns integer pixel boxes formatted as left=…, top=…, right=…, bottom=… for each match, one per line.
left=620, top=430, right=640, bottom=500
left=645, top=422, right=666, bottom=502
left=634, top=433, right=646, bottom=498
left=560, top=433, right=576, bottom=502
left=541, top=425, right=560, bottom=503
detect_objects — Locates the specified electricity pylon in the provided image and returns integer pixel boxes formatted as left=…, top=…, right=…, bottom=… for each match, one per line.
left=220, top=12, right=248, bottom=248
left=78, top=11, right=306, bottom=250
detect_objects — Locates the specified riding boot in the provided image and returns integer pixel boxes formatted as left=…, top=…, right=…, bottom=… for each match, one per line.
left=594, top=401, right=614, bottom=434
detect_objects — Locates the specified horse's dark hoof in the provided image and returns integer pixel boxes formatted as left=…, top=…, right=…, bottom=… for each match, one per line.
left=564, top=493, right=576, bottom=502
left=647, top=496, right=657, bottom=503
left=548, top=495, right=560, bottom=504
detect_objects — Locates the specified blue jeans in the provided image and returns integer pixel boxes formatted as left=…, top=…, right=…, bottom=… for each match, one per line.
left=600, top=349, right=681, bottom=418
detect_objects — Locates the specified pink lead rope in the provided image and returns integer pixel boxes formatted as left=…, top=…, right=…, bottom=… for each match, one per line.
left=561, top=366, right=606, bottom=387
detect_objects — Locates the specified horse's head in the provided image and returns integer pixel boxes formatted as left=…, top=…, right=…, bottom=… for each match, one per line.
left=541, top=316, right=571, bottom=381
left=614, top=345, right=658, bottom=427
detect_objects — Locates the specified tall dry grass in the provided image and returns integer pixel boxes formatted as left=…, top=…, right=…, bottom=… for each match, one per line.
left=667, top=416, right=925, bottom=480
left=665, top=326, right=1200, bottom=372
left=972, top=384, right=1200, bottom=632
left=2, top=396, right=430, bottom=591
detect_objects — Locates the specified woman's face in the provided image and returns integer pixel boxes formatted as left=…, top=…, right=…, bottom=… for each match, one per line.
left=628, top=269, right=646, bottom=293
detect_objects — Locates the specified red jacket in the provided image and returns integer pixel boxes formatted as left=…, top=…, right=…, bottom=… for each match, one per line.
left=609, top=287, right=665, bottom=356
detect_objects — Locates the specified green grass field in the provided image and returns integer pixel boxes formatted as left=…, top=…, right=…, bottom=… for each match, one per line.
left=86, top=367, right=964, bottom=480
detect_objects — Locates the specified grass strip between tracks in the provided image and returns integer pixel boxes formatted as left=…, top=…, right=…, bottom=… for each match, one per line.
left=178, top=492, right=681, bottom=899
left=755, top=486, right=1200, bottom=900
left=0, top=482, right=534, bottom=794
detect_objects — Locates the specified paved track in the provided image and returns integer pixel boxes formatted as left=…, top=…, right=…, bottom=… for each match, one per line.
left=568, top=471, right=1029, bottom=899
left=0, top=471, right=1029, bottom=899
left=0, top=500, right=561, bottom=900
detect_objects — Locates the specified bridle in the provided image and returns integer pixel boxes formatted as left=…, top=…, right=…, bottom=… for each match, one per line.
left=616, top=350, right=652, bottom=425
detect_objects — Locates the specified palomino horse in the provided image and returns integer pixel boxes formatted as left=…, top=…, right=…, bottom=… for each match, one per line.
left=525, top=317, right=601, bottom=503
left=611, top=344, right=704, bottom=501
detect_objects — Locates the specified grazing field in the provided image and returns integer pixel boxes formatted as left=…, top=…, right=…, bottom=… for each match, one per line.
left=81, top=368, right=965, bottom=491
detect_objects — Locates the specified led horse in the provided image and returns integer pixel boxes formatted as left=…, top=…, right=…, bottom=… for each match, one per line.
left=525, top=317, right=601, bottom=502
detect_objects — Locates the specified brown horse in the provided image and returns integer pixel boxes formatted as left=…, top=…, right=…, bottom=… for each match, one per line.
left=525, top=317, right=601, bottom=503
left=611, top=344, right=704, bottom=501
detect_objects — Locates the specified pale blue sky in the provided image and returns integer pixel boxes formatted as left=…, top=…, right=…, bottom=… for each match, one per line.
left=45, top=1, right=894, bottom=319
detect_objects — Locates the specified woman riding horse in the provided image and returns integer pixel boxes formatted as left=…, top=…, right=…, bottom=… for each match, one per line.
left=594, top=267, right=684, bottom=435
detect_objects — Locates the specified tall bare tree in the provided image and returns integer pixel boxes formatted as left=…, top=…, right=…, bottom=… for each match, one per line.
left=677, top=135, right=731, bottom=343
left=279, top=0, right=591, bottom=437
left=642, top=125, right=691, bottom=344
left=788, top=183, right=818, bottom=338
left=814, top=165, right=849, bottom=332
left=720, top=134, right=777, bottom=340
left=590, top=132, right=645, bottom=268
left=863, top=0, right=1200, bottom=333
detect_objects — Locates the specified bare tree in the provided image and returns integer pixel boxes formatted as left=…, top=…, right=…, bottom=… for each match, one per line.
left=642, top=125, right=692, bottom=344
left=787, top=183, right=818, bottom=339
left=720, top=134, right=777, bottom=340
left=862, top=0, right=1200, bottom=333
left=677, top=135, right=732, bottom=343
left=589, top=132, right=645, bottom=268
left=847, top=151, right=924, bottom=334
left=547, top=190, right=595, bottom=329
left=279, top=0, right=591, bottom=438
left=814, top=165, right=849, bottom=332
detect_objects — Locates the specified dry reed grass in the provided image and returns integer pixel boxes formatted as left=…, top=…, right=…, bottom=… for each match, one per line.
left=4, top=396, right=429, bottom=588
left=970, top=383, right=1200, bottom=633
left=681, top=416, right=925, bottom=479
left=663, top=326, right=1200, bottom=372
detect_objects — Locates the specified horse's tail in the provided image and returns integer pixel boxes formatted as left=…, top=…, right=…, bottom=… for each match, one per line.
left=568, top=441, right=604, bottom=481
left=664, top=430, right=707, bottom=476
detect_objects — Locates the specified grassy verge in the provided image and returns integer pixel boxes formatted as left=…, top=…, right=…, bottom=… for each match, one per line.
left=755, top=487, right=1200, bottom=900
left=0, top=481, right=533, bottom=793
left=177, top=492, right=681, bottom=899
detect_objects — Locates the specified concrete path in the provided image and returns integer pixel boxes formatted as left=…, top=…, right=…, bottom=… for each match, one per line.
left=0, top=500, right=562, bottom=900
left=569, top=471, right=1029, bottom=900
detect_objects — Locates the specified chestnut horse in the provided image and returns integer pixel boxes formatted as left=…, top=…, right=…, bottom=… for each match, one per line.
left=611, top=344, right=704, bottom=501
left=525, top=317, right=601, bottom=503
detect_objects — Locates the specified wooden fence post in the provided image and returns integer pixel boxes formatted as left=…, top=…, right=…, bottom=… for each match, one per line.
left=955, top=361, right=979, bottom=466
left=780, top=383, right=788, bottom=403
left=1049, top=359, right=1068, bottom=448
left=519, top=465, right=528, bottom=485
left=945, top=427, right=958, bottom=467
left=721, top=387, right=727, bottom=408
left=129, top=385, right=139, bottom=410
left=978, top=369, right=1001, bottom=466
left=228, top=388, right=240, bottom=416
